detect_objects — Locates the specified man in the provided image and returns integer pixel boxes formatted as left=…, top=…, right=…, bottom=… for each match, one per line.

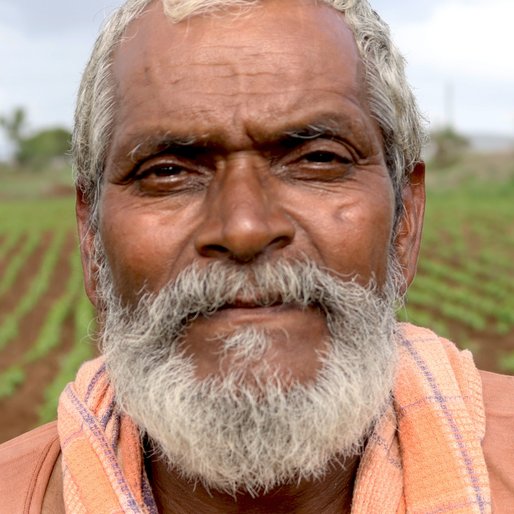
left=1, top=0, right=513, bottom=511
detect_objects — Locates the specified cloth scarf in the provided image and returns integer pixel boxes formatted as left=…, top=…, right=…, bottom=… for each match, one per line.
left=57, top=323, right=491, bottom=513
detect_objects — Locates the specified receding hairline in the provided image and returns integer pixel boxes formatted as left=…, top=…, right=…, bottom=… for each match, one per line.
left=104, top=0, right=381, bottom=171
left=111, top=0, right=361, bottom=70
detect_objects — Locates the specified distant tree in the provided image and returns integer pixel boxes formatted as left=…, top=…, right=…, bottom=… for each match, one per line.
left=0, top=107, right=27, bottom=166
left=17, top=127, right=71, bottom=169
left=430, top=127, right=470, bottom=168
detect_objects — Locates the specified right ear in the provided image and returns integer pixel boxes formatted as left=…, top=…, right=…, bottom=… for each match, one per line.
left=76, top=187, right=100, bottom=309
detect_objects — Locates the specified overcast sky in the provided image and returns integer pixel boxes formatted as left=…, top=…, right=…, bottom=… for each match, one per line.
left=1, top=0, right=514, bottom=156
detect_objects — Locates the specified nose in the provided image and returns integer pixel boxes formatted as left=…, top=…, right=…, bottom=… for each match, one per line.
left=194, top=157, right=295, bottom=262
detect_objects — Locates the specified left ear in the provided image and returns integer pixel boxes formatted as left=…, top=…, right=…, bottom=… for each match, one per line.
left=393, top=161, right=426, bottom=291
left=76, top=187, right=100, bottom=309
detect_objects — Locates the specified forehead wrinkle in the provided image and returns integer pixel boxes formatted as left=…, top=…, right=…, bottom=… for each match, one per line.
left=183, top=44, right=307, bottom=66
left=108, top=0, right=380, bottom=166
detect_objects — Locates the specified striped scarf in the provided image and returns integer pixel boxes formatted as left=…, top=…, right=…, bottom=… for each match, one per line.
left=57, top=323, right=491, bottom=513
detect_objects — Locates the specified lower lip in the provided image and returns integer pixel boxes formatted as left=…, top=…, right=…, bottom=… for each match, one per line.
left=212, top=303, right=300, bottom=319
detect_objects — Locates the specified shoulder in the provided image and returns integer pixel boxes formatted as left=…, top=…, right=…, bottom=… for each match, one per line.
left=480, top=370, right=514, bottom=512
left=0, top=422, right=61, bottom=513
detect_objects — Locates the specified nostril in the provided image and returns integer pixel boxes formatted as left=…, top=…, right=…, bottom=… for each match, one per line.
left=200, top=244, right=230, bottom=258
left=197, top=225, right=295, bottom=261
left=271, top=235, right=293, bottom=250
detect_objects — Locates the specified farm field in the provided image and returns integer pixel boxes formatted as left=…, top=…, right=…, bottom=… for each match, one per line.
left=398, top=182, right=514, bottom=371
left=1, top=157, right=514, bottom=443
left=0, top=197, right=96, bottom=443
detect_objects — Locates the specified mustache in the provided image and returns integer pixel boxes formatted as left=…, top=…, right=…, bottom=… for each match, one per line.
left=107, top=257, right=394, bottom=328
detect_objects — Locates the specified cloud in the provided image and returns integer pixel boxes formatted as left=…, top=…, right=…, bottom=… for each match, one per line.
left=393, top=0, right=514, bottom=83
left=0, top=20, right=94, bottom=131
left=1, top=0, right=121, bottom=36
left=1, top=0, right=512, bottom=139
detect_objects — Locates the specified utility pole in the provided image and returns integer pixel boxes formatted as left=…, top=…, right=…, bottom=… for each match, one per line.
left=444, top=81, right=455, bottom=130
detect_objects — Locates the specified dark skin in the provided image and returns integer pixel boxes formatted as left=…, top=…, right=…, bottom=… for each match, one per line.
left=148, top=453, right=359, bottom=514
left=72, top=0, right=426, bottom=512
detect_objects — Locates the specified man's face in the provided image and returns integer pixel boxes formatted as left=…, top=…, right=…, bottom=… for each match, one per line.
left=79, top=0, right=423, bottom=383
left=76, top=0, right=426, bottom=491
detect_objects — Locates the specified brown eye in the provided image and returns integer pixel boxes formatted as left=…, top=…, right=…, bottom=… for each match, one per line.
left=135, top=163, right=208, bottom=195
left=148, top=165, right=184, bottom=176
left=279, top=144, right=356, bottom=184
left=302, top=151, right=352, bottom=165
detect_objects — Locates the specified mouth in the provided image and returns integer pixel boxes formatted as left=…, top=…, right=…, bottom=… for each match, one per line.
left=219, top=297, right=285, bottom=310
left=210, top=295, right=323, bottom=323
left=182, top=293, right=322, bottom=328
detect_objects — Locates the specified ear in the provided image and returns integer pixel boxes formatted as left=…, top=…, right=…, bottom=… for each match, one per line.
left=394, top=161, right=425, bottom=292
left=76, top=187, right=100, bottom=308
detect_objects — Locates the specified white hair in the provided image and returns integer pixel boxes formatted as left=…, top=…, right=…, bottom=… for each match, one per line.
left=73, top=0, right=426, bottom=225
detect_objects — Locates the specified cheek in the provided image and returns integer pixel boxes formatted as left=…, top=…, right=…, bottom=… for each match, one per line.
left=301, top=194, right=395, bottom=284
left=101, top=223, right=163, bottom=299
left=98, top=200, right=195, bottom=300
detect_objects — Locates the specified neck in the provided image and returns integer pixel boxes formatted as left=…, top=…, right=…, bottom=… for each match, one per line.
left=147, top=454, right=359, bottom=514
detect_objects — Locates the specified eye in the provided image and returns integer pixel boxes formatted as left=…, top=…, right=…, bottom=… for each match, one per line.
left=142, top=164, right=185, bottom=177
left=301, top=151, right=352, bottom=165
left=279, top=144, right=355, bottom=183
left=134, top=161, right=209, bottom=195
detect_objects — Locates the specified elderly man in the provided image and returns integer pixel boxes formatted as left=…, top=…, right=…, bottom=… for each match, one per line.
left=1, top=0, right=513, bottom=512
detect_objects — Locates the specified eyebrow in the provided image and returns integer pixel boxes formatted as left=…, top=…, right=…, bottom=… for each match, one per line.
left=283, top=119, right=343, bottom=141
left=122, top=114, right=366, bottom=162
left=279, top=116, right=367, bottom=157
left=128, top=133, right=199, bottom=163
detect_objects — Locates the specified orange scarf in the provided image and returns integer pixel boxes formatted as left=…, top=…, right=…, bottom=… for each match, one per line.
left=58, top=323, right=491, bottom=513
left=352, top=323, right=491, bottom=513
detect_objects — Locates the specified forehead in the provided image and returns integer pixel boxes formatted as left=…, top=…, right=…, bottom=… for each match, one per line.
left=109, top=0, right=377, bottom=156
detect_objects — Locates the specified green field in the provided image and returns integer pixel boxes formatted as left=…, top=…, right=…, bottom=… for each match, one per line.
left=400, top=179, right=514, bottom=370
left=1, top=152, right=513, bottom=442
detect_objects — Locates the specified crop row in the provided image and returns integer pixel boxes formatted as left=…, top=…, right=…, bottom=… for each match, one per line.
left=416, top=258, right=514, bottom=304
left=0, top=230, right=24, bottom=261
left=39, top=284, right=95, bottom=423
left=421, top=235, right=514, bottom=275
left=0, top=231, right=42, bottom=298
left=0, top=230, right=67, bottom=352
left=0, top=248, right=88, bottom=398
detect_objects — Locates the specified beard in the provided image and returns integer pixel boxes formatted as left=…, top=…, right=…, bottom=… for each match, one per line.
left=96, top=242, right=403, bottom=496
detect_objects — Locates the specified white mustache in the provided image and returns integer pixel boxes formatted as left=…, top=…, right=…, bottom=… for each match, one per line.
left=128, top=258, right=390, bottom=325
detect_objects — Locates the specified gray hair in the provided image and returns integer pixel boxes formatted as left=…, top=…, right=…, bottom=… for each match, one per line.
left=73, top=0, right=426, bottom=223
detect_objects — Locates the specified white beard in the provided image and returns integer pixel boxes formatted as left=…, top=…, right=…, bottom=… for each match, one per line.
left=97, top=255, right=401, bottom=496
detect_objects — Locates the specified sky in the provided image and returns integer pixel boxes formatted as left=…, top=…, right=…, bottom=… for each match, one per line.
left=1, top=0, right=514, bottom=157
